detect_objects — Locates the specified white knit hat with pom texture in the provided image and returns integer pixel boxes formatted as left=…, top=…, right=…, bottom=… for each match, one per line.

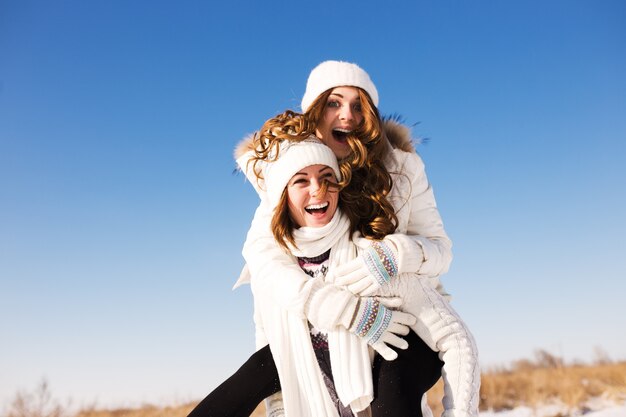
left=300, top=60, right=379, bottom=113
left=263, top=137, right=341, bottom=208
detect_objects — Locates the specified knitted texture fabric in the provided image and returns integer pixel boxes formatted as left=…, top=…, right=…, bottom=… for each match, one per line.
left=362, top=240, right=399, bottom=287
left=263, top=137, right=341, bottom=208
left=237, top=120, right=458, bottom=417
left=350, top=298, right=393, bottom=344
left=300, top=249, right=355, bottom=417
left=301, top=60, right=379, bottom=113
left=298, top=250, right=331, bottom=279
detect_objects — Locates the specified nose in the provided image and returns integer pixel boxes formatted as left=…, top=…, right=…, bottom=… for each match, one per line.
left=339, top=104, right=355, bottom=122
left=310, top=179, right=323, bottom=197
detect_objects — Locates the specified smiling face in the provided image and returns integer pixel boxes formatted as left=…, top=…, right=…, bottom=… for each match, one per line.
left=315, top=86, right=364, bottom=159
left=286, top=164, right=339, bottom=228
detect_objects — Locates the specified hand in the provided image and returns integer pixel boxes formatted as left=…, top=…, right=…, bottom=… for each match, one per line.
left=335, top=240, right=399, bottom=296
left=349, top=297, right=416, bottom=361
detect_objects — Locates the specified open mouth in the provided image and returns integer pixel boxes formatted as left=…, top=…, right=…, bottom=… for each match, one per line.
left=305, top=202, right=329, bottom=215
left=332, top=128, right=351, bottom=143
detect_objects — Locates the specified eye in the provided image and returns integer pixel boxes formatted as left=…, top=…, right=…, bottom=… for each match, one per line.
left=353, top=102, right=362, bottom=112
left=326, top=100, right=340, bottom=108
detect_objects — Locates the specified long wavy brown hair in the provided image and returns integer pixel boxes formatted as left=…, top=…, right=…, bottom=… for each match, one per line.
left=270, top=189, right=299, bottom=251
left=306, top=88, right=398, bottom=240
left=247, top=87, right=398, bottom=250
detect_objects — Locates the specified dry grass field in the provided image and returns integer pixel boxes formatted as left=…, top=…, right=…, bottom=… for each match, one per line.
left=5, top=352, right=626, bottom=417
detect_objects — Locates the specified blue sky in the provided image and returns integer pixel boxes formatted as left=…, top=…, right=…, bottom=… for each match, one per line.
left=1, top=0, right=625, bottom=410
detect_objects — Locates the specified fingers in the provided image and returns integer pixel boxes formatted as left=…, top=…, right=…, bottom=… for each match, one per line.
left=335, top=268, right=367, bottom=286
left=371, top=331, right=412, bottom=361
left=391, top=311, right=416, bottom=326
left=387, top=321, right=410, bottom=336
left=371, top=342, right=399, bottom=361
left=381, top=332, right=409, bottom=350
left=334, top=258, right=365, bottom=281
left=347, top=279, right=373, bottom=295
left=377, top=296, right=403, bottom=309
left=334, top=261, right=380, bottom=296
left=359, top=284, right=378, bottom=297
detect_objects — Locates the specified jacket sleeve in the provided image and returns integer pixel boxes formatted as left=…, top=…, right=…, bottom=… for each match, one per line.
left=388, top=151, right=453, bottom=278
left=242, top=198, right=358, bottom=331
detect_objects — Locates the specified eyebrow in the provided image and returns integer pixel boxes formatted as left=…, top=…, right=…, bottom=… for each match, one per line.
left=330, top=92, right=361, bottom=100
left=330, top=92, right=360, bottom=101
left=292, top=166, right=333, bottom=177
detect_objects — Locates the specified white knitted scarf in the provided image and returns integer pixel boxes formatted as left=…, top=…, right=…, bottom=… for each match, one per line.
left=289, top=209, right=374, bottom=413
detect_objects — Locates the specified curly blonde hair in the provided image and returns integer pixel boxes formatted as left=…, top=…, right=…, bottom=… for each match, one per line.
left=248, top=88, right=398, bottom=250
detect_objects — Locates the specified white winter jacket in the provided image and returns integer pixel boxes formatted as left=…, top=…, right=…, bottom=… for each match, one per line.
left=234, top=120, right=455, bottom=416
left=234, top=119, right=452, bottom=325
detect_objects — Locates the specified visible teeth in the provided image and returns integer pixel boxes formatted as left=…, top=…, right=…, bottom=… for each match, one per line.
left=333, top=128, right=351, bottom=133
left=306, top=202, right=328, bottom=210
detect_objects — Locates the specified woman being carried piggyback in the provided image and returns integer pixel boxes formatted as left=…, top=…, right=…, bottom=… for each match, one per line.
left=188, top=136, right=417, bottom=417
left=187, top=60, right=480, bottom=417
left=244, top=129, right=479, bottom=417
left=239, top=61, right=480, bottom=416
left=251, top=137, right=418, bottom=417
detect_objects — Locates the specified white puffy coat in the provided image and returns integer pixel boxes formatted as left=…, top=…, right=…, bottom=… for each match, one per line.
left=235, top=119, right=452, bottom=324
left=234, top=120, right=467, bottom=416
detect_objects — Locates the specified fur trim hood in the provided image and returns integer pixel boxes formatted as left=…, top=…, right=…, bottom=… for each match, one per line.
left=381, top=117, right=419, bottom=154
left=233, top=118, right=418, bottom=162
left=234, top=132, right=257, bottom=162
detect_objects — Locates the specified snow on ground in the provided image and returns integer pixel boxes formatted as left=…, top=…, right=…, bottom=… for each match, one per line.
left=479, top=401, right=626, bottom=417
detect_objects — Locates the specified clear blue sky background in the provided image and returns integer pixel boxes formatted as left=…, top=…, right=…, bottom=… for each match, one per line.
left=1, top=0, right=625, bottom=410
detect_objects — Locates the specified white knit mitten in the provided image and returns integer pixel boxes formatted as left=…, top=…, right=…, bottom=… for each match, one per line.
left=335, top=239, right=399, bottom=296
left=349, top=297, right=415, bottom=360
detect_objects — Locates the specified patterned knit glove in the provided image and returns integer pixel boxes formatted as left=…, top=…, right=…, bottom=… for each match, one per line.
left=349, top=297, right=416, bottom=361
left=335, top=239, right=399, bottom=296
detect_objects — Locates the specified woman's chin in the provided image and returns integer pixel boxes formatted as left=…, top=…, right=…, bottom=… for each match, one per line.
left=304, top=214, right=332, bottom=228
left=333, top=142, right=351, bottom=158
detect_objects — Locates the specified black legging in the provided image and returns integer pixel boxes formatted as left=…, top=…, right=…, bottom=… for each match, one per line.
left=187, top=346, right=280, bottom=417
left=370, top=330, right=443, bottom=416
left=187, top=331, right=442, bottom=417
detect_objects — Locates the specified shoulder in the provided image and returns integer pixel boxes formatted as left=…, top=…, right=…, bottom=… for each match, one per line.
left=382, top=117, right=418, bottom=153
left=381, top=117, right=425, bottom=176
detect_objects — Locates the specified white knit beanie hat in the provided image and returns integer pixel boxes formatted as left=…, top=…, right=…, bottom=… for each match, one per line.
left=300, top=60, right=379, bottom=113
left=264, top=137, right=341, bottom=208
